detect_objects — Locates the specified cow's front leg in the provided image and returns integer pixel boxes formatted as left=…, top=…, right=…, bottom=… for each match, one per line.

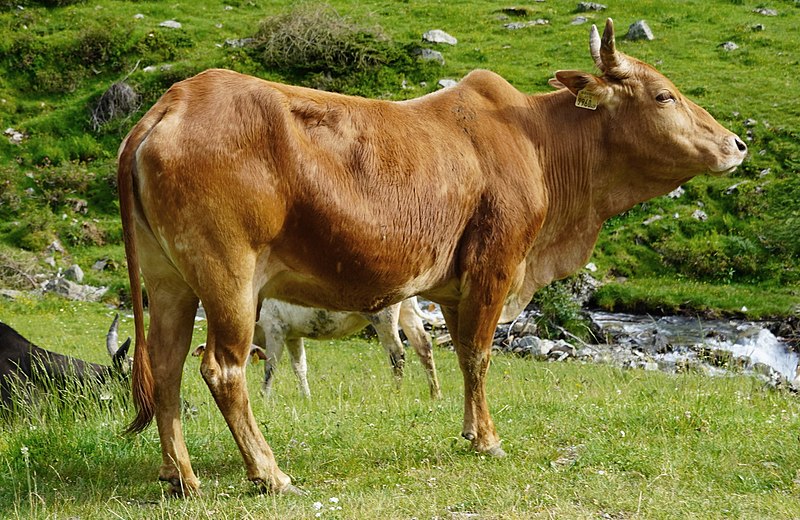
left=448, top=281, right=509, bottom=457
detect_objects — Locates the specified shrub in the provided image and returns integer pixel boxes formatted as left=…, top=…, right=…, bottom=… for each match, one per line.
left=250, top=3, right=438, bottom=97
left=253, top=4, right=393, bottom=75
left=656, top=232, right=765, bottom=283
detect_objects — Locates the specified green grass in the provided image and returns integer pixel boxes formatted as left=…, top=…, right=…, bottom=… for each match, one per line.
left=0, top=0, right=799, bottom=317
left=3, top=298, right=800, bottom=518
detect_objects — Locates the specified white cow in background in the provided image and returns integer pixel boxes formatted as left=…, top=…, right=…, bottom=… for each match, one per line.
left=253, top=297, right=442, bottom=399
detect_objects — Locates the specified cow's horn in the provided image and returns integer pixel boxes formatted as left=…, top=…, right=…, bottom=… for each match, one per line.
left=589, top=24, right=604, bottom=72
left=107, top=313, right=120, bottom=357
left=599, top=18, right=633, bottom=78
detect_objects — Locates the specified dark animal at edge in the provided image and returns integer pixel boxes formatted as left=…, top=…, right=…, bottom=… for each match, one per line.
left=0, top=315, right=131, bottom=409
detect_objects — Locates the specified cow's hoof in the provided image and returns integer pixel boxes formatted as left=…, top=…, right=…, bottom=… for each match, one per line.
left=484, top=444, right=507, bottom=458
left=160, top=476, right=201, bottom=497
left=252, top=478, right=306, bottom=496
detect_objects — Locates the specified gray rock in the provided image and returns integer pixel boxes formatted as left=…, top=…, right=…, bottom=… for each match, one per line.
left=63, top=264, right=84, bottom=283
left=753, top=8, right=777, bottom=16
left=0, top=289, right=24, bottom=300
left=417, top=48, right=445, bottom=65
left=691, top=209, right=708, bottom=221
left=576, top=2, right=606, bottom=11
left=643, top=214, right=663, bottom=226
left=43, top=278, right=107, bottom=302
left=504, top=19, right=549, bottom=30
left=667, top=186, right=685, bottom=199
left=422, top=29, right=457, bottom=45
left=626, top=20, right=654, bottom=41
left=224, top=38, right=254, bottom=48
left=438, top=79, right=458, bottom=89
left=721, top=41, right=739, bottom=51
left=159, top=20, right=182, bottom=29
left=571, top=16, right=589, bottom=25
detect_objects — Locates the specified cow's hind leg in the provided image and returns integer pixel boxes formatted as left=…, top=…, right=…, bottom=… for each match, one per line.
left=145, top=276, right=201, bottom=495
left=367, top=305, right=405, bottom=386
left=398, top=300, right=442, bottom=399
left=200, top=287, right=296, bottom=494
left=285, top=338, right=311, bottom=397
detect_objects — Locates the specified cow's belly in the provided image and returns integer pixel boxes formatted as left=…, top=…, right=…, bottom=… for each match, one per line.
left=256, top=246, right=453, bottom=314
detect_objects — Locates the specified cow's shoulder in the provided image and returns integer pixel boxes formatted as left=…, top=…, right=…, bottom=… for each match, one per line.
left=456, top=69, right=525, bottom=107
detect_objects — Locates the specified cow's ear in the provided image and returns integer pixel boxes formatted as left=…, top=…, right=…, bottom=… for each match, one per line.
left=554, top=70, right=604, bottom=97
left=548, top=77, right=567, bottom=90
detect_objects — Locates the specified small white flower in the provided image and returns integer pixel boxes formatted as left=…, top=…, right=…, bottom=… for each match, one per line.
left=329, top=497, right=339, bottom=504
left=312, top=501, right=323, bottom=510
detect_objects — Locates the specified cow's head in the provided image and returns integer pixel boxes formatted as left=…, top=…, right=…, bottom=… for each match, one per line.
left=552, top=19, right=747, bottom=181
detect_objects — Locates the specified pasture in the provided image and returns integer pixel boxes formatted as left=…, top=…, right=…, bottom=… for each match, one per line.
left=2, top=298, right=800, bottom=518
left=1, top=0, right=799, bottom=518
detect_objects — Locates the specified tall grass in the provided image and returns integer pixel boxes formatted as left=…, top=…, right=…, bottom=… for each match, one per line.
left=2, top=298, right=800, bottom=518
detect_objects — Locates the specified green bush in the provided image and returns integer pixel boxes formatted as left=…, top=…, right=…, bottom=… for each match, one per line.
left=250, top=2, right=438, bottom=97
left=656, top=231, right=765, bottom=283
left=133, top=28, right=195, bottom=65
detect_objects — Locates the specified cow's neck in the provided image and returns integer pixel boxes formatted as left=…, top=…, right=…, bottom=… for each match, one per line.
left=502, top=89, right=683, bottom=320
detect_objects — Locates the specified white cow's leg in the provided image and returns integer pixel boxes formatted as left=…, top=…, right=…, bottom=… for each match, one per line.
left=367, top=304, right=405, bottom=386
left=144, top=276, right=201, bottom=495
left=200, top=285, right=295, bottom=494
left=398, top=299, right=442, bottom=399
left=285, top=338, right=310, bottom=397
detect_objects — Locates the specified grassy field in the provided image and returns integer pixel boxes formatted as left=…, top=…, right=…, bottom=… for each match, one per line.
left=1, top=1, right=800, bottom=518
left=0, top=0, right=798, bottom=316
left=2, top=297, right=800, bottom=519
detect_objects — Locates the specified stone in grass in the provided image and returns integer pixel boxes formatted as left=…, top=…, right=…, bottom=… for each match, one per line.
left=626, top=20, right=654, bottom=41
left=576, top=2, right=606, bottom=12
left=422, top=29, right=457, bottom=45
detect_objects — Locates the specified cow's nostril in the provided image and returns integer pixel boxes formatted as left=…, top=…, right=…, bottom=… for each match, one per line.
left=735, top=137, right=747, bottom=153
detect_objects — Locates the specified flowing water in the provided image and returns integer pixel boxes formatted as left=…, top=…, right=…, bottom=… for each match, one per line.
left=588, top=311, right=799, bottom=384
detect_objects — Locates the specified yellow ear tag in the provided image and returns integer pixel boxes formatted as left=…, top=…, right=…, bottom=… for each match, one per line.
left=575, top=89, right=599, bottom=110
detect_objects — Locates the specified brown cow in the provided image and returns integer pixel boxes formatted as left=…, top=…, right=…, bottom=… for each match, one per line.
left=117, top=19, right=746, bottom=495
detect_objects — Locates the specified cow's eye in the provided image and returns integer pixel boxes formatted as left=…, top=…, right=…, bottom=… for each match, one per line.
left=656, top=91, right=675, bottom=104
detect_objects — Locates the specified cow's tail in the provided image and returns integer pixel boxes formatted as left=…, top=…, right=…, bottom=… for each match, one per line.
left=117, top=104, right=169, bottom=435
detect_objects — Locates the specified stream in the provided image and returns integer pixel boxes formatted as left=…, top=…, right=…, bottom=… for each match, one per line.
left=489, top=309, right=800, bottom=389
